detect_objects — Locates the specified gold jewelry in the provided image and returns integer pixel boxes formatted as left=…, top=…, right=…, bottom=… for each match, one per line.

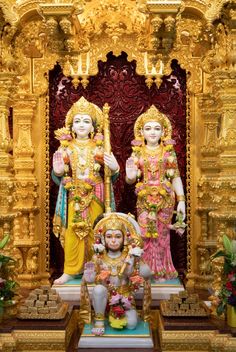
left=102, top=252, right=127, bottom=266
left=176, top=195, right=185, bottom=202
left=134, top=105, right=172, bottom=141
left=70, top=140, right=95, bottom=178
left=144, top=145, right=162, bottom=157
left=142, top=146, right=164, bottom=182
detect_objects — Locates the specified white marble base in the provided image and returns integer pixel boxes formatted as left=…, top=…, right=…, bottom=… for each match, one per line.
left=53, top=279, right=184, bottom=302
left=79, top=335, right=154, bottom=348
left=78, top=321, right=154, bottom=349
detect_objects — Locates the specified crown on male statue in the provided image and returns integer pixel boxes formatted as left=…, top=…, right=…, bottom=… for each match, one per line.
left=65, top=96, right=104, bottom=130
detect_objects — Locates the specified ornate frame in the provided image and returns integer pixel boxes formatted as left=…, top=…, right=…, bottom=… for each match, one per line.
left=0, top=1, right=235, bottom=292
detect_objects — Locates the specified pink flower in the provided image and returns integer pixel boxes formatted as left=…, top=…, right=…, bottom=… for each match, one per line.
left=94, top=134, right=104, bottom=141
left=109, top=293, right=122, bottom=305
left=228, top=272, right=235, bottom=281
left=121, top=296, right=132, bottom=309
left=131, top=139, right=142, bottom=146
left=59, top=134, right=72, bottom=141
left=163, top=139, right=176, bottom=145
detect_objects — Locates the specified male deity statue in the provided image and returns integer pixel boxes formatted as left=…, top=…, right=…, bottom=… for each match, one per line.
left=80, top=213, right=152, bottom=336
left=52, top=97, right=119, bottom=284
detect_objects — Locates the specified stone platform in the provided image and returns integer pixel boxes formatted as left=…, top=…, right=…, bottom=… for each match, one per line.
left=79, top=320, right=153, bottom=349
left=53, top=278, right=184, bottom=302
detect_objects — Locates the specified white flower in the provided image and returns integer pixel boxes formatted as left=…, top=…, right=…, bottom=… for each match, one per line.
left=93, top=243, right=105, bottom=253
left=166, top=169, right=175, bottom=177
left=167, top=155, right=175, bottom=163
left=129, top=247, right=143, bottom=257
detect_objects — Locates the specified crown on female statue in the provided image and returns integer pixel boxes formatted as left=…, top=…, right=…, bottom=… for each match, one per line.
left=134, top=105, right=172, bottom=141
left=65, top=96, right=104, bottom=130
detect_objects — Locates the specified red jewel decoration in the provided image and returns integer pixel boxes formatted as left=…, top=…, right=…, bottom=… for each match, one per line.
left=128, top=296, right=133, bottom=301
left=112, top=290, right=117, bottom=296
left=98, top=228, right=103, bottom=233
left=106, top=280, right=110, bottom=285
left=127, top=232, right=131, bottom=237
left=95, top=238, right=100, bottom=244
left=132, top=244, right=136, bottom=248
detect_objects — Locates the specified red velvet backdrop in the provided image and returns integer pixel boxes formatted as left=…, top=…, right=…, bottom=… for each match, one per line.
left=49, top=52, right=187, bottom=279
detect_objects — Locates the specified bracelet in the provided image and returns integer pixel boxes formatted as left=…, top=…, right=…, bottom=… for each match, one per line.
left=177, top=195, right=185, bottom=202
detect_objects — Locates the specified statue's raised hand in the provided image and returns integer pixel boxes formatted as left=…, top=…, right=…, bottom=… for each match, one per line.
left=53, top=150, right=65, bottom=176
left=125, top=157, right=138, bottom=183
left=83, top=261, right=96, bottom=283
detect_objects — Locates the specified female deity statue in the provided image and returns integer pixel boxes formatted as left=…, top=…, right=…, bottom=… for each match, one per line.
left=80, top=213, right=152, bottom=336
left=125, top=105, right=186, bottom=281
left=52, top=97, right=119, bottom=285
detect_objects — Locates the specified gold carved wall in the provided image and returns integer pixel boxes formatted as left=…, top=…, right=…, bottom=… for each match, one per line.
left=0, top=0, right=235, bottom=291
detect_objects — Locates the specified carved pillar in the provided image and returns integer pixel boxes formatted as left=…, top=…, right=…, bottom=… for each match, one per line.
left=13, top=94, right=49, bottom=288
left=209, top=69, right=236, bottom=291
left=194, top=94, right=221, bottom=289
left=0, top=72, right=18, bottom=261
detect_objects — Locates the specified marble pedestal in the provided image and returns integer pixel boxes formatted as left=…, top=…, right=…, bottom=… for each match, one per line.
left=78, top=320, right=153, bottom=349
left=53, top=278, right=184, bottom=302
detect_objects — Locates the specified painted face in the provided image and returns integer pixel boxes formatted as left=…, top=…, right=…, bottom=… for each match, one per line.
left=142, top=121, right=163, bottom=147
left=72, top=114, right=94, bottom=139
left=104, top=230, right=124, bottom=252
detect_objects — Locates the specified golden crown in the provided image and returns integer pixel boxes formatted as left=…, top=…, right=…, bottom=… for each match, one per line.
left=65, top=96, right=104, bottom=130
left=102, top=214, right=127, bottom=234
left=94, top=213, right=143, bottom=248
left=134, top=105, right=172, bottom=140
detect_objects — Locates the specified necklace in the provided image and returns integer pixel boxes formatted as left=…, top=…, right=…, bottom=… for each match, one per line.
left=70, top=140, right=95, bottom=178
left=102, top=251, right=127, bottom=277
left=142, top=145, right=164, bottom=182
left=144, top=145, right=162, bottom=157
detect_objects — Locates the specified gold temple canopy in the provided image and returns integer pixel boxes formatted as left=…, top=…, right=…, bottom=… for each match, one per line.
left=0, top=5, right=235, bottom=349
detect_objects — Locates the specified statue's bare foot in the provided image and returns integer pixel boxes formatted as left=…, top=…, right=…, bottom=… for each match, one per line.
left=54, top=273, right=75, bottom=285
left=91, top=320, right=105, bottom=336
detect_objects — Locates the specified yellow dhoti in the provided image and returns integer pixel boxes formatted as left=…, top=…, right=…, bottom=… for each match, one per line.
left=64, top=198, right=104, bottom=275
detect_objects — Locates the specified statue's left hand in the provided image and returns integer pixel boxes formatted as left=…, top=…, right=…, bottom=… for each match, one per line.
left=177, top=201, right=186, bottom=221
left=104, top=152, right=119, bottom=173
